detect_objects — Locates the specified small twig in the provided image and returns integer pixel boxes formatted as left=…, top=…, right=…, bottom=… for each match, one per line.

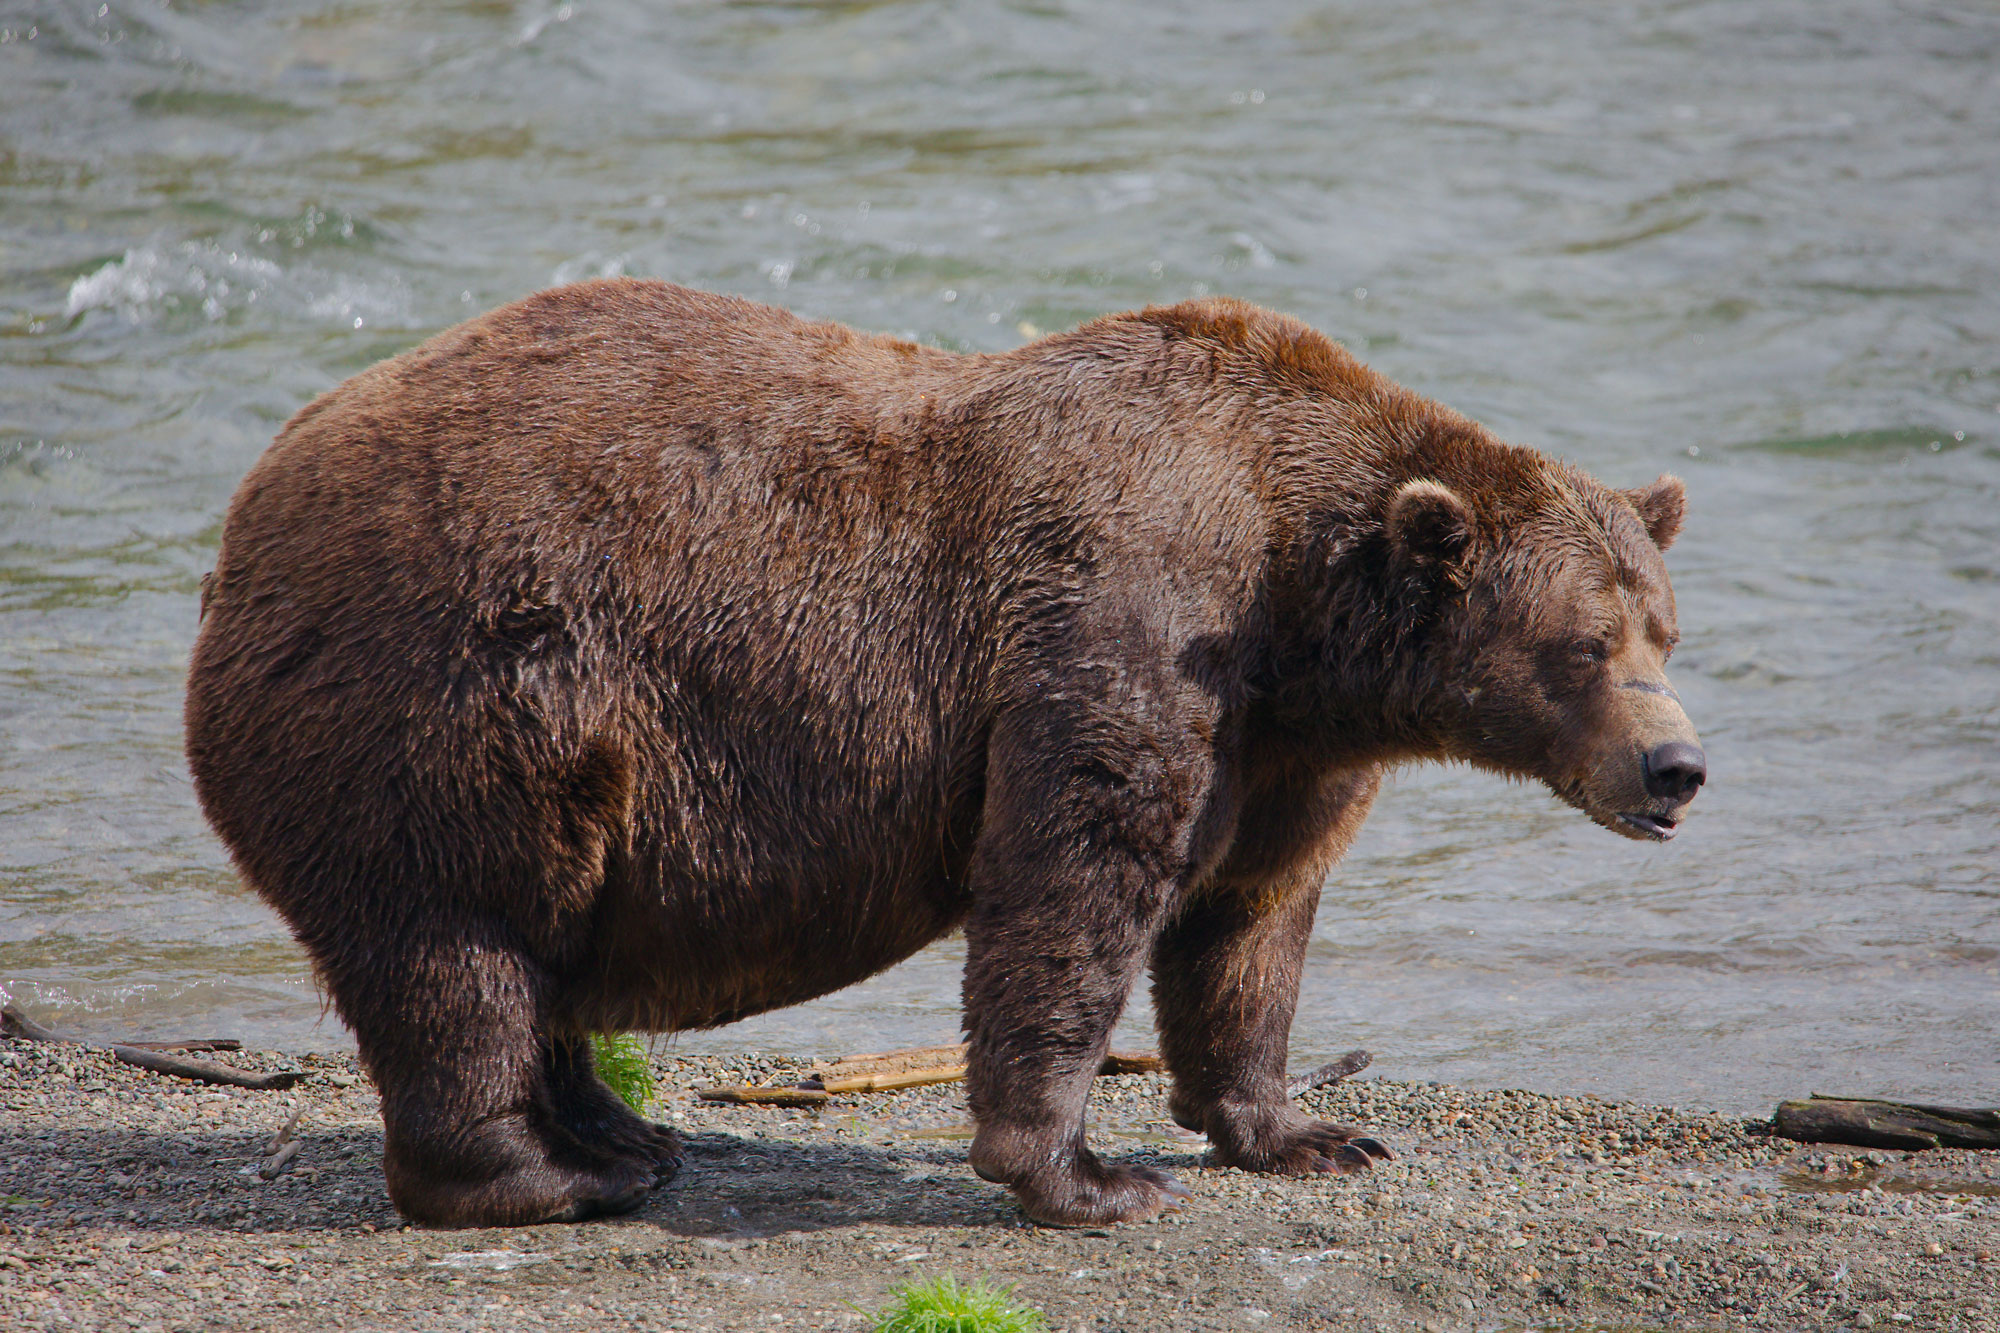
left=111, top=1045, right=305, bottom=1091
left=1286, top=1049, right=1373, bottom=1098
left=120, top=1039, right=244, bottom=1053
left=258, top=1139, right=304, bottom=1181
left=266, top=1105, right=307, bottom=1156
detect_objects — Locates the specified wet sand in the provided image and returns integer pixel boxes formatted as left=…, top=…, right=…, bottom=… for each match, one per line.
left=1, top=1039, right=1994, bottom=1331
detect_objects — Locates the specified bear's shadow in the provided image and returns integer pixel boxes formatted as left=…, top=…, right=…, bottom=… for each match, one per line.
left=0, top=1125, right=1202, bottom=1238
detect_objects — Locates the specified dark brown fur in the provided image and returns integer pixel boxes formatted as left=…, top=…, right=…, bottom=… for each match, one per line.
left=185, top=280, right=1702, bottom=1227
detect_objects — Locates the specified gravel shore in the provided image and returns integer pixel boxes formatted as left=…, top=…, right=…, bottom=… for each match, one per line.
left=1, top=1038, right=1994, bottom=1331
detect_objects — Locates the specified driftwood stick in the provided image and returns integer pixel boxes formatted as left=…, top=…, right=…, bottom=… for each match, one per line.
left=258, top=1139, right=304, bottom=1181
left=110, top=1045, right=305, bottom=1091
left=696, top=1084, right=831, bottom=1107
left=265, top=1105, right=307, bottom=1156
left=813, top=1052, right=1160, bottom=1093
left=814, top=1065, right=967, bottom=1095
left=1772, top=1096, right=2000, bottom=1151
left=1098, top=1050, right=1165, bottom=1076
left=1, top=1004, right=69, bottom=1044
left=810, top=1044, right=972, bottom=1082
left=7, top=1003, right=288, bottom=1088
left=4, top=1003, right=243, bottom=1053
left=809, top=1043, right=1163, bottom=1087
left=700, top=1045, right=1169, bottom=1106
left=1286, top=1049, right=1373, bottom=1099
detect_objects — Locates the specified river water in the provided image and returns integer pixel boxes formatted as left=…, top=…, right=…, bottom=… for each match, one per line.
left=3, top=1, right=1995, bottom=1116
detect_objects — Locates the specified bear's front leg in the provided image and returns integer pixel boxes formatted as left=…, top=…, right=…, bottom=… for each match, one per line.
left=960, top=713, right=1197, bottom=1227
left=1150, top=767, right=1393, bottom=1176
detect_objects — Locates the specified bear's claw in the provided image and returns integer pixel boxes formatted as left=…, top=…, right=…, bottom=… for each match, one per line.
left=1325, top=1143, right=1377, bottom=1173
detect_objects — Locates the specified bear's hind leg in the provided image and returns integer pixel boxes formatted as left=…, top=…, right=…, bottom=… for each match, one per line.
left=543, top=1034, right=684, bottom=1182
left=346, top=929, right=659, bottom=1227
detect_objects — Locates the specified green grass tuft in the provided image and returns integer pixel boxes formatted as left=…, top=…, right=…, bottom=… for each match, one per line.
left=589, top=1032, right=655, bottom=1114
left=867, top=1275, right=1047, bottom=1333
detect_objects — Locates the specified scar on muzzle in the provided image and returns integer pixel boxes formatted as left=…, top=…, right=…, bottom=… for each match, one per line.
left=1619, top=679, right=1680, bottom=703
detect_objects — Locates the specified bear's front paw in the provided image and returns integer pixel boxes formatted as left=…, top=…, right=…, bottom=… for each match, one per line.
left=1009, top=1156, right=1190, bottom=1227
left=1212, top=1116, right=1395, bottom=1176
left=972, top=1129, right=1188, bottom=1226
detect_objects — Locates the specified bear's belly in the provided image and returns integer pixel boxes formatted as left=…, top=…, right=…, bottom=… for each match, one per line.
left=573, top=858, right=970, bottom=1034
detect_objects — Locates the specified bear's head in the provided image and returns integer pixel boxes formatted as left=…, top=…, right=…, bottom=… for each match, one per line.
left=1385, top=466, right=1704, bottom=841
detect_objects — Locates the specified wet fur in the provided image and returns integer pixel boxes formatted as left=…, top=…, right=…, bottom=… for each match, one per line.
left=185, top=281, right=1697, bottom=1227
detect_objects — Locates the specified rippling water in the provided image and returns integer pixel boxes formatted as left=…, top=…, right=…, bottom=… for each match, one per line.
left=3, top=1, right=1995, bottom=1115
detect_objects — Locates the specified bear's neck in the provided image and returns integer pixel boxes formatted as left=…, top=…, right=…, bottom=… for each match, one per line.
left=1251, top=429, right=1502, bottom=768
left=1257, top=531, right=1455, bottom=770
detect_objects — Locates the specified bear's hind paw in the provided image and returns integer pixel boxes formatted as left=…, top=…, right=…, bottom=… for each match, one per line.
left=388, top=1138, right=663, bottom=1228
left=545, top=1167, right=655, bottom=1223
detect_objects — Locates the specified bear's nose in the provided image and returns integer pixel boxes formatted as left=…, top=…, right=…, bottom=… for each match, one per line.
left=1644, top=740, right=1707, bottom=802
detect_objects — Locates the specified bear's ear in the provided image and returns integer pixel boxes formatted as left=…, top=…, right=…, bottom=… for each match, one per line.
left=1386, top=479, right=1475, bottom=578
left=1621, top=474, right=1686, bottom=551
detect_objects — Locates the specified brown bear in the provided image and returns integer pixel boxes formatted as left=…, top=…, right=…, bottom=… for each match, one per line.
left=184, top=279, right=1705, bottom=1229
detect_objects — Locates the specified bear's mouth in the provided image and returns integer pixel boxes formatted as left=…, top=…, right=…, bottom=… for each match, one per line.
left=1615, top=811, right=1679, bottom=841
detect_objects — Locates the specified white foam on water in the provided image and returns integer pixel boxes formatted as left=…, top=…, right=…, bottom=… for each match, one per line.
left=65, top=247, right=167, bottom=317
left=65, top=242, right=283, bottom=322
left=63, top=241, right=408, bottom=330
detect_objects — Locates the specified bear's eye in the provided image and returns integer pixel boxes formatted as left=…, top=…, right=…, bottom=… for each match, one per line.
left=1573, top=639, right=1610, bottom=665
